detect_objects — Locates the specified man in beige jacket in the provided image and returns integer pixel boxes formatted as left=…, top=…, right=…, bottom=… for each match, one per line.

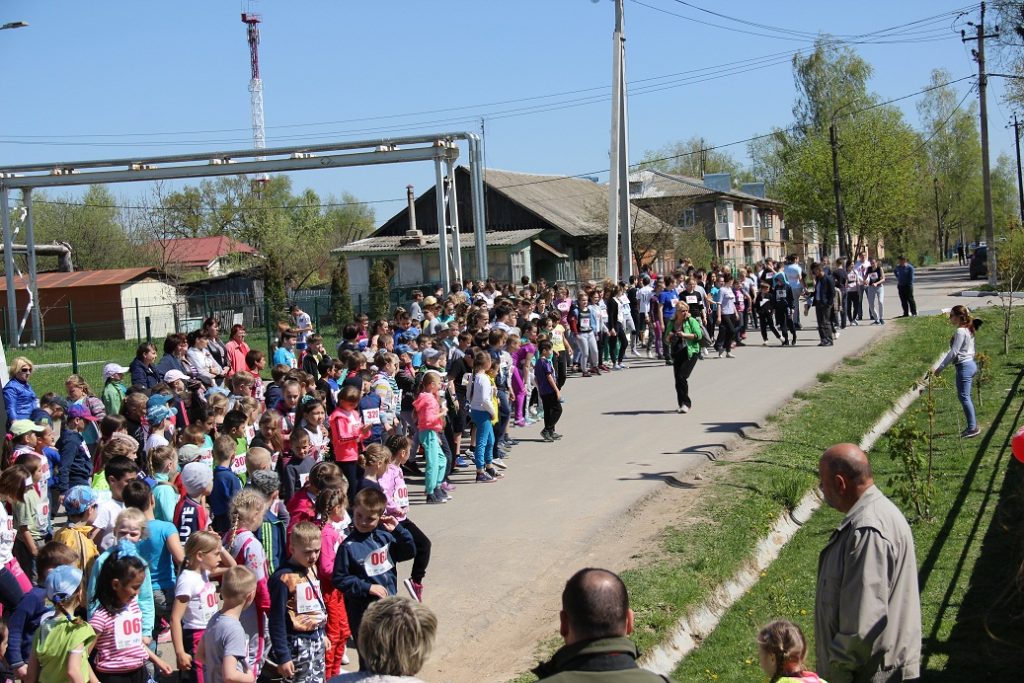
left=815, top=444, right=921, bottom=683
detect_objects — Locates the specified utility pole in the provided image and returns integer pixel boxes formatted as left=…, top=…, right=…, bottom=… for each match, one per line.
left=933, top=177, right=944, bottom=258
left=963, top=1, right=1000, bottom=286
left=829, top=123, right=849, bottom=257
left=1013, top=113, right=1024, bottom=224
left=607, top=0, right=632, bottom=282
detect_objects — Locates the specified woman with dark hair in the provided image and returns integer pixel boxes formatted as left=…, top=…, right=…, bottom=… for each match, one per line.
left=154, top=333, right=192, bottom=381
left=202, top=317, right=228, bottom=370
left=128, top=343, right=160, bottom=390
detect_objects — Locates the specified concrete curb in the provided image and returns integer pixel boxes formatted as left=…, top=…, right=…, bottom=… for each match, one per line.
left=959, top=290, right=1024, bottom=298
left=638, top=352, right=946, bottom=676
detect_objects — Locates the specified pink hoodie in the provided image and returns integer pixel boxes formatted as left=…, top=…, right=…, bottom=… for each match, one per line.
left=413, top=391, right=444, bottom=433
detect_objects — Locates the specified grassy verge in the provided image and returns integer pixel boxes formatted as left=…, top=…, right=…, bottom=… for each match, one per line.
left=674, top=308, right=1024, bottom=681
left=508, top=316, right=953, bottom=682
left=16, top=330, right=281, bottom=398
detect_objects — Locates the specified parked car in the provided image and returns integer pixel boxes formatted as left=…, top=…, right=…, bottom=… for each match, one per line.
left=969, top=246, right=988, bottom=280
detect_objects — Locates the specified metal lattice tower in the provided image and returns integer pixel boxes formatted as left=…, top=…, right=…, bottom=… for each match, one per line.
left=241, top=9, right=268, bottom=183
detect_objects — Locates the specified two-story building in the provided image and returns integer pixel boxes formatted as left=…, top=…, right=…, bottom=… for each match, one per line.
left=629, top=169, right=791, bottom=266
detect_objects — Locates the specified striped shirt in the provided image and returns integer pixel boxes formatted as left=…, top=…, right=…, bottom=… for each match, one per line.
left=88, top=599, right=148, bottom=672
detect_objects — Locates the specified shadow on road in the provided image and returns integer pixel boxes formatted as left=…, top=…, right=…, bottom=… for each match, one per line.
left=603, top=409, right=679, bottom=415
left=701, top=421, right=759, bottom=433
left=617, top=471, right=697, bottom=489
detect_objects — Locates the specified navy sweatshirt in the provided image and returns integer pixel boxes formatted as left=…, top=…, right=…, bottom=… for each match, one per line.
left=267, top=560, right=326, bottom=665
left=55, top=428, right=91, bottom=493
left=7, top=586, right=47, bottom=668
left=331, top=524, right=415, bottom=610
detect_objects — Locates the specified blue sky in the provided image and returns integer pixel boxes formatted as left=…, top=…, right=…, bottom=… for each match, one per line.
left=0, top=1, right=1012, bottom=226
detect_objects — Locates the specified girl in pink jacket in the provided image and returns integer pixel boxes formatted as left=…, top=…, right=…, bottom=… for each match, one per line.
left=412, top=371, right=448, bottom=504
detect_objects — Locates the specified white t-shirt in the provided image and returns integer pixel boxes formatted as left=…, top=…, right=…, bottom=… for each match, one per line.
left=637, top=285, right=654, bottom=314
left=717, top=287, right=737, bottom=316
left=176, top=569, right=218, bottom=630
left=145, top=432, right=169, bottom=454
left=0, top=504, right=15, bottom=566
left=94, top=499, right=125, bottom=551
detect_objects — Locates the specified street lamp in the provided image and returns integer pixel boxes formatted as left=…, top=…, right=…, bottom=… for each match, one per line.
left=0, top=22, right=28, bottom=30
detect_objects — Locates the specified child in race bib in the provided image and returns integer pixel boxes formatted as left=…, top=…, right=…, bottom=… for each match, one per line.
left=89, top=543, right=173, bottom=678
left=172, top=530, right=230, bottom=683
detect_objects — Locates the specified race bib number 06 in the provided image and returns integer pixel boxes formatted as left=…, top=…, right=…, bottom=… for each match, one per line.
left=114, top=611, right=143, bottom=650
left=364, top=544, right=393, bottom=577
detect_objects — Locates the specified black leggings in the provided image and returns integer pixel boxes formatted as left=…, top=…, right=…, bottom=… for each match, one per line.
left=672, top=349, right=699, bottom=408
left=773, top=305, right=796, bottom=342
left=714, top=314, right=737, bottom=352
left=399, top=518, right=431, bottom=583
left=758, top=308, right=781, bottom=341
left=96, top=668, right=147, bottom=683
left=338, top=461, right=361, bottom=507
left=612, top=322, right=627, bottom=363
left=555, top=350, right=568, bottom=388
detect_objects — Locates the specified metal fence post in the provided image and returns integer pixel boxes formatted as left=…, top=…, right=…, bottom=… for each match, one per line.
left=203, top=291, right=210, bottom=318
left=68, top=302, right=79, bottom=374
left=135, top=298, right=141, bottom=341
left=145, top=317, right=152, bottom=345
left=313, top=298, right=320, bottom=331
left=263, top=296, right=273, bottom=362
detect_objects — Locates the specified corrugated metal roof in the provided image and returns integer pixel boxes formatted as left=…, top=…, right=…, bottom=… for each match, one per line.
left=0, top=267, right=158, bottom=291
left=335, top=228, right=543, bottom=254
left=144, top=236, right=258, bottom=267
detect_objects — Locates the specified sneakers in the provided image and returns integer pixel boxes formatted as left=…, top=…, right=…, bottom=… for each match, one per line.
left=476, top=471, right=496, bottom=483
left=681, top=404, right=690, bottom=414
left=550, top=431, right=563, bottom=440
left=486, top=466, right=505, bottom=479
left=440, top=481, right=456, bottom=493
left=342, top=651, right=350, bottom=666
left=541, top=430, right=555, bottom=442
left=492, top=457, right=509, bottom=470
left=425, top=492, right=446, bottom=504
left=455, top=456, right=470, bottom=468
left=725, top=352, right=736, bottom=358
left=403, top=578, right=424, bottom=602
left=962, top=427, right=982, bottom=439
left=677, top=404, right=685, bottom=413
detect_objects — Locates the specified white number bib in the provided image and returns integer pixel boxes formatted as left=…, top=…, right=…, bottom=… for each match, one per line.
left=685, top=295, right=698, bottom=305
left=394, top=485, right=409, bottom=509
left=37, top=500, right=50, bottom=529
left=198, top=583, right=218, bottom=622
left=364, top=544, right=393, bottom=577
left=299, top=472, right=310, bottom=489
left=230, top=453, right=247, bottom=476
left=362, top=408, right=381, bottom=426
left=296, top=579, right=325, bottom=616
left=114, top=611, right=143, bottom=650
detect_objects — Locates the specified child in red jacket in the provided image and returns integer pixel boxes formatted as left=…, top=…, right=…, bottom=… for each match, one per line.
left=413, top=371, right=448, bottom=504
left=285, top=460, right=343, bottom=533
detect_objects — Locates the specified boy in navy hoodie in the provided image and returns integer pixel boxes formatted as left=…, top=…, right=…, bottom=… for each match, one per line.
left=331, top=488, right=415, bottom=653
left=6, top=541, right=77, bottom=678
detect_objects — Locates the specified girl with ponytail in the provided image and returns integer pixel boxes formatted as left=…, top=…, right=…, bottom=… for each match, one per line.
left=756, top=620, right=824, bottom=682
left=931, top=304, right=982, bottom=438
left=224, top=488, right=271, bottom=678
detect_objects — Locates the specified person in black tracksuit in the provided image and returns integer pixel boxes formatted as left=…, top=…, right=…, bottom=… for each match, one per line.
left=771, top=275, right=797, bottom=346
left=755, top=282, right=782, bottom=345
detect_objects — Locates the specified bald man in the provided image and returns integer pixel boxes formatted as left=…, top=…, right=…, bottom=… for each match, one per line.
left=815, top=444, right=921, bottom=683
left=532, top=568, right=671, bottom=682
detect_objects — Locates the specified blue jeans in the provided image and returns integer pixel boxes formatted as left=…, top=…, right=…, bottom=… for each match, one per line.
left=956, top=360, right=978, bottom=431
left=470, top=409, right=495, bottom=469
left=495, top=389, right=511, bottom=446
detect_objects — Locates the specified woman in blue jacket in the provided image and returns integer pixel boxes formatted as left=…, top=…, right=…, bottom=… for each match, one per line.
left=3, top=357, right=38, bottom=427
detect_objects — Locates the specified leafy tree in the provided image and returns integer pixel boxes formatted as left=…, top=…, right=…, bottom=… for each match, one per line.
left=27, top=185, right=139, bottom=271
left=368, top=259, right=392, bottom=321
left=640, top=135, right=750, bottom=182
left=329, top=256, right=354, bottom=331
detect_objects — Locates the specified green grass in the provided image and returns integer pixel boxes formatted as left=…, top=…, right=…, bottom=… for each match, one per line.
left=17, top=329, right=296, bottom=398
left=509, top=315, right=954, bottom=682
left=674, top=308, right=1024, bottom=681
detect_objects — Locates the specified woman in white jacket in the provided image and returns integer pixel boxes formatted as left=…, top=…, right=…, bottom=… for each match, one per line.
left=186, top=329, right=225, bottom=387
left=930, top=305, right=981, bottom=438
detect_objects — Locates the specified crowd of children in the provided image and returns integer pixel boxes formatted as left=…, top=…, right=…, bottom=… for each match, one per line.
left=0, top=267, right=859, bottom=682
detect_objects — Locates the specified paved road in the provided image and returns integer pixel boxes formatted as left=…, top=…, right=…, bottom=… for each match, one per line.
left=397, top=263, right=986, bottom=682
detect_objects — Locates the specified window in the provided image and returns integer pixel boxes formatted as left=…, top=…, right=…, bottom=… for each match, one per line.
left=716, top=202, right=731, bottom=239
left=422, top=252, right=440, bottom=284
left=488, top=251, right=510, bottom=282
left=677, top=208, right=696, bottom=228
left=628, top=181, right=643, bottom=196
left=742, top=205, right=756, bottom=227
left=762, top=211, right=774, bottom=240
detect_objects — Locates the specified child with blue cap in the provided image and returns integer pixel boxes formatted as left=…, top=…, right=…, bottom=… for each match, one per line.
left=25, top=564, right=96, bottom=683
